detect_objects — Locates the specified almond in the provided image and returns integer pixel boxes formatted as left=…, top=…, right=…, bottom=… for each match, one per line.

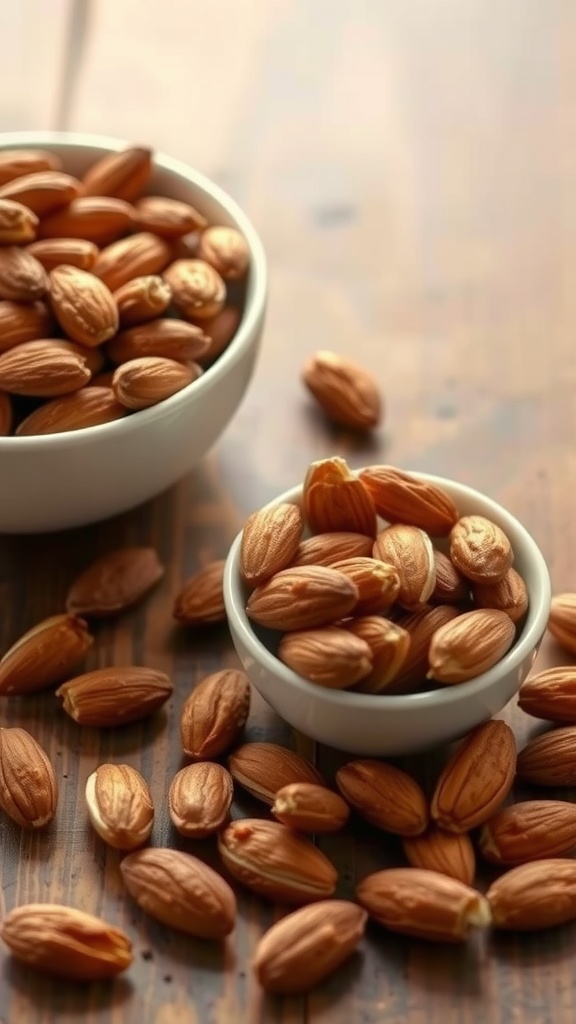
left=487, top=859, right=576, bottom=930
left=430, top=550, right=470, bottom=604
left=428, top=608, right=516, bottom=684
left=253, top=901, right=367, bottom=994
left=292, top=531, right=375, bottom=568
left=241, top=501, right=304, bottom=585
left=0, top=613, right=93, bottom=695
left=518, top=667, right=576, bottom=722
left=0, top=340, right=90, bottom=396
left=27, top=237, right=99, bottom=272
left=246, top=565, right=359, bottom=631
left=478, top=800, right=576, bottom=864
left=217, top=818, right=338, bottom=903
left=0, top=170, right=81, bottom=215
left=16, top=386, right=127, bottom=435
left=114, top=275, right=172, bottom=326
left=0, top=246, right=48, bottom=301
left=17, top=335, right=104, bottom=376
left=278, top=626, right=373, bottom=689
left=66, top=546, right=164, bottom=617
left=336, top=759, right=428, bottom=836
left=302, top=456, right=377, bottom=536
left=472, top=566, right=528, bottom=622
left=168, top=762, right=233, bottom=838
left=331, top=557, right=400, bottom=615
left=547, top=593, right=576, bottom=654
left=199, top=305, right=241, bottom=362
left=358, top=466, right=458, bottom=535
left=112, top=355, right=199, bottom=410
left=0, top=727, right=57, bottom=828
left=180, top=668, right=251, bottom=759
left=39, top=197, right=135, bottom=245
left=228, top=741, right=325, bottom=804
left=431, top=719, right=516, bottom=832
left=0, top=299, right=54, bottom=351
left=82, top=146, right=152, bottom=201
left=55, top=666, right=173, bottom=726
left=49, top=265, right=119, bottom=347
left=197, top=225, right=250, bottom=280
left=302, top=349, right=381, bottom=430
left=516, top=727, right=576, bottom=786
left=391, top=605, right=460, bottom=693
left=92, top=232, right=171, bottom=292
left=272, top=782, right=350, bottom=833
left=356, top=867, right=490, bottom=943
left=403, top=828, right=476, bottom=886
left=120, top=847, right=236, bottom=938
left=134, top=195, right=208, bottom=237
left=373, top=523, right=436, bottom=610
left=173, top=559, right=227, bottom=626
left=164, top=258, right=226, bottom=320
left=85, top=764, right=153, bottom=850
left=0, top=904, right=132, bottom=979
left=346, top=616, right=411, bottom=693
left=107, top=316, right=210, bottom=365
left=450, top=515, right=513, bottom=583
left=0, top=198, right=38, bottom=243
left=0, top=391, right=12, bottom=434
left=0, top=148, right=62, bottom=186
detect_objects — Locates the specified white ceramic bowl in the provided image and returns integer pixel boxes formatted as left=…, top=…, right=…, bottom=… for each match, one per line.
left=0, top=131, right=267, bottom=533
left=224, top=473, right=551, bottom=756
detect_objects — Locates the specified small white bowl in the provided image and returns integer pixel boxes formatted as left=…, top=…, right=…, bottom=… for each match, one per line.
left=224, top=472, right=551, bottom=756
left=0, top=131, right=267, bottom=533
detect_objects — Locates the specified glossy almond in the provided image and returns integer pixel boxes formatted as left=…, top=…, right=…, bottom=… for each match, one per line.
left=49, top=265, right=119, bottom=347
left=112, top=356, right=198, bottom=410
left=114, top=275, right=172, bottom=326
left=0, top=613, right=93, bottom=695
left=217, top=819, right=338, bottom=904
left=241, top=501, right=304, bottom=585
left=0, top=727, right=57, bottom=828
left=85, top=764, right=153, bottom=850
left=302, top=456, right=377, bottom=536
left=134, top=195, right=208, bottom=237
left=66, top=546, right=164, bottom=617
left=272, top=782, right=350, bottom=833
left=279, top=626, right=373, bottom=689
left=164, top=258, right=226, bottom=320
left=0, top=198, right=38, bottom=243
left=428, top=608, right=516, bottom=684
left=39, top=197, right=135, bottom=245
left=302, top=350, right=381, bottom=430
left=0, top=170, right=81, bottom=215
left=450, top=515, right=513, bottom=583
left=180, top=668, right=251, bottom=759
left=431, top=550, right=470, bottom=604
left=403, top=828, right=476, bottom=886
left=373, top=524, right=436, bottom=610
left=292, top=531, right=374, bottom=567
left=108, top=317, right=210, bottom=365
left=0, top=340, right=90, bottom=396
left=17, top=386, right=126, bottom=436
left=81, top=146, right=152, bottom=201
left=173, top=560, right=226, bottom=626
left=478, top=800, right=576, bottom=864
left=228, top=741, right=325, bottom=804
left=246, top=565, right=359, bottom=631
left=56, top=666, right=173, bottom=726
left=516, top=727, right=576, bottom=786
left=518, top=667, right=576, bottom=722
left=331, top=556, right=400, bottom=615
left=487, top=859, right=576, bottom=930
left=27, top=237, right=99, bottom=272
left=472, top=567, right=528, bottom=623
left=0, top=246, right=48, bottom=301
left=93, top=232, right=171, bottom=292
left=336, top=759, right=429, bottom=836
left=0, top=148, right=62, bottom=186
left=547, top=593, right=576, bottom=654
left=168, top=762, right=233, bottom=838
left=346, top=616, right=411, bottom=693
left=120, top=847, right=236, bottom=938
left=358, top=466, right=458, bottom=535
left=431, top=720, right=516, bottom=832
left=0, top=299, right=54, bottom=351
left=199, top=305, right=241, bottom=362
left=391, top=605, right=460, bottom=693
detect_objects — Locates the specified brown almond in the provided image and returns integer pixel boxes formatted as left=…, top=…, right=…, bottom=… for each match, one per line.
left=373, top=523, right=436, bottom=610
left=246, top=565, right=359, bottom=631
left=26, top=237, right=99, bottom=272
left=197, top=225, right=249, bottom=280
left=518, top=667, right=576, bottom=722
left=487, top=859, right=576, bottom=930
left=81, top=146, right=152, bottom=201
left=403, top=828, right=476, bottom=886
left=431, top=550, right=470, bottom=604
left=359, top=466, right=458, bottom=535
left=0, top=148, right=62, bottom=186
left=85, top=764, right=154, bottom=851
left=0, top=614, right=92, bottom=695
left=302, top=349, right=381, bottom=430
left=66, top=546, right=164, bottom=617
left=107, top=317, right=210, bottom=365
left=180, top=668, right=251, bottom=760
left=0, top=727, right=57, bottom=828
left=292, top=531, right=374, bottom=567
left=279, top=626, right=373, bottom=689
left=12, top=337, right=104, bottom=376
left=346, top=616, right=411, bottom=693
left=0, top=246, right=48, bottom=301
left=173, top=560, right=226, bottom=626
left=302, top=456, right=377, bottom=536
left=164, top=258, right=226, bottom=320
left=112, top=356, right=198, bottom=410
left=331, top=556, right=400, bottom=615
left=431, top=719, right=516, bottom=832
left=472, top=566, right=528, bottom=622
left=56, top=666, right=173, bottom=727
left=38, top=197, right=135, bottom=245
left=134, top=195, right=208, bottom=237
left=428, top=608, right=516, bottom=684
left=479, top=800, right=576, bottom=864
left=0, top=340, right=90, bottom=396
left=547, top=593, right=576, bottom=654
left=0, top=391, right=12, bottom=435
left=240, top=501, right=304, bottom=585
left=272, top=782, right=350, bottom=833
left=114, top=275, right=172, bottom=326
left=0, top=299, right=54, bottom=351
left=199, top=305, right=241, bottom=362
left=516, top=727, right=576, bottom=786
left=0, top=198, right=38, bottom=244
left=93, top=232, right=171, bottom=292
left=168, top=762, right=233, bottom=838
left=229, top=741, right=325, bottom=804
left=391, top=605, right=460, bottom=693
left=49, top=265, right=119, bottom=347
left=450, top=515, right=513, bottom=583
left=16, top=386, right=127, bottom=436
left=0, top=170, right=81, bottom=216
left=336, top=759, right=429, bottom=836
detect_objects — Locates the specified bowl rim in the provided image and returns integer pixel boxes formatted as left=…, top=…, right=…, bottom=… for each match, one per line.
left=224, top=470, right=552, bottom=712
left=0, top=130, right=267, bottom=449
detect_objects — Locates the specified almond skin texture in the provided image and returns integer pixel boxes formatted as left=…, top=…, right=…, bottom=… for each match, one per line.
left=49, top=265, right=119, bottom=347
left=487, top=859, right=576, bottom=930
left=229, top=742, right=325, bottom=804
left=93, top=232, right=172, bottom=292
left=16, top=386, right=127, bottom=436
left=253, top=901, right=367, bottom=994
left=173, top=560, right=226, bottom=626
left=180, top=668, right=251, bottom=760
left=246, top=565, right=359, bottom=631
left=85, top=764, right=154, bottom=851
left=217, top=819, right=338, bottom=904
left=55, top=667, right=173, bottom=727
left=0, top=246, right=48, bottom=301
left=303, top=457, right=377, bottom=536
left=0, top=728, right=57, bottom=828
left=114, top=275, right=172, bottom=326
left=373, top=524, right=436, bottom=610
left=0, top=299, right=54, bottom=351
left=134, top=195, right=208, bottom=237
left=428, top=608, right=516, bottom=684
left=518, top=667, right=576, bottom=722
left=0, top=904, right=133, bottom=980
left=197, top=225, right=250, bottom=280
left=431, top=719, right=516, bottom=832
left=292, top=531, right=374, bottom=567
left=240, top=501, right=304, bottom=585
left=0, top=170, right=80, bottom=215
left=168, top=762, right=233, bottom=838
left=450, top=515, right=513, bottom=583
left=66, top=546, right=164, bottom=617
left=472, top=567, right=529, bottom=623
left=391, top=605, right=460, bottom=693
left=39, top=197, right=135, bottom=245
left=346, top=616, right=411, bottom=693
left=478, top=800, right=576, bottom=864
left=107, top=317, right=209, bottom=364
left=81, top=146, right=152, bottom=201
left=431, top=550, right=470, bottom=604
left=272, top=783, right=350, bottom=833
left=0, top=148, right=62, bottom=186
left=548, top=593, right=576, bottom=654
left=336, top=760, right=429, bottom=836
left=358, top=466, right=459, bottom=535
left=27, top=237, right=99, bottom=272
left=112, top=356, right=198, bottom=410
left=516, top=727, right=576, bottom=786
left=302, top=349, right=381, bottom=430
left=0, top=614, right=93, bottom=695
left=0, top=198, right=38, bottom=243
left=403, top=828, right=476, bottom=886
left=120, top=847, right=236, bottom=939
left=0, top=340, right=90, bottom=396
left=278, top=626, right=373, bottom=689
left=356, top=867, right=491, bottom=943
left=164, top=258, right=226, bottom=320
left=331, top=557, right=400, bottom=615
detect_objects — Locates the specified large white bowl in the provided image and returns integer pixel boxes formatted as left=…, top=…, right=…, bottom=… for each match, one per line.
left=224, top=473, right=551, bottom=756
left=0, top=131, right=267, bottom=533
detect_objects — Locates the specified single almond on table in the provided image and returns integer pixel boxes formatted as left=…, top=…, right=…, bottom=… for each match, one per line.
left=16, top=386, right=126, bottom=435
left=199, top=305, right=241, bottom=362
left=373, top=523, right=436, bottom=610
left=0, top=148, right=62, bottom=186
left=112, top=355, right=199, bottom=410
left=403, top=828, right=476, bottom=886
left=114, top=275, right=172, bottom=326
left=272, top=782, right=350, bottom=833
left=356, top=867, right=490, bottom=943
left=180, top=668, right=251, bottom=760
left=336, top=759, right=429, bottom=836
left=197, top=225, right=250, bottom=280
left=93, top=231, right=172, bottom=292
left=431, top=719, right=516, bottom=832
left=81, top=145, right=152, bottom=201
left=0, top=391, right=12, bottom=435
left=391, top=605, right=460, bottom=693
left=0, top=904, right=133, bottom=980
left=0, top=170, right=81, bottom=215
left=120, top=846, right=236, bottom=939
left=0, top=613, right=92, bottom=695
left=27, top=237, right=100, bottom=272
left=0, top=246, right=48, bottom=301
left=428, top=608, right=516, bottom=684
left=229, top=741, right=325, bottom=804
left=302, top=350, right=381, bottom=430
left=253, top=901, right=367, bottom=994
left=0, top=727, right=57, bottom=828
left=278, top=626, right=373, bottom=689
left=547, top=593, right=576, bottom=654
left=168, top=762, right=233, bottom=838
left=487, top=859, right=576, bottom=930
left=173, top=559, right=227, bottom=626
left=292, top=531, right=374, bottom=567
left=66, top=546, right=164, bottom=617
left=431, top=550, right=470, bottom=604
left=246, top=565, right=359, bottom=631
left=55, top=666, right=173, bottom=726
left=0, top=340, right=91, bottom=396
left=331, top=557, right=400, bottom=615
left=358, top=467, right=459, bottom=535
left=303, top=456, right=377, bottom=537
left=49, top=265, right=119, bottom=347
left=38, top=196, right=135, bottom=245
left=450, top=515, right=513, bottom=583
left=346, top=616, right=411, bottom=693
left=240, top=501, right=304, bottom=586
left=217, top=818, right=338, bottom=904
left=134, top=195, right=208, bottom=237
left=516, top=727, right=576, bottom=786
left=472, top=566, right=528, bottom=623
left=0, top=299, right=54, bottom=351
left=107, top=317, right=210, bottom=365
left=0, top=197, right=38, bottom=243
left=164, top=258, right=226, bottom=320
left=479, top=800, right=576, bottom=864
left=518, top=667, right=576, bottom=722
left=85, top=763, right=154, bottom=850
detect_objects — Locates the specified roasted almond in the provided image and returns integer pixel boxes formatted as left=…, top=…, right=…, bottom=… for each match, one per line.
left=302, top=350, right=381, bottom=430
left=241, top=501, right=304, bottom=586
left=16, top=386, right=125, bottom=435
left=0, top=613, right=93, bottom=695
left=431, top=719, right=516, bottom=832
left=278, top=626, right=373, bottom=689
left=180, top=668, right=251, bottom=760
left=472, top=566, right=528, bottom=622
left=0, top=148, right=62, bottom=186
left=346, top=616, right=411, bottom=693
left=403, top=828, right=476, bottom=886
left=55, top=666, right=173, bottom=727
left=518, top=667, right=576, bottom=722
left=292, top=531, right=374, bottom=567
left=85, top=763, right=153, bottom=850
left=0, top=727, right=57, bottom=828
left=302, top=456, right=377, bottom=536
left=0, top=391, right=12, bottom=435
left=120, top=847, right=236, bottom=938
left=373, top=524, right=436, bottom=610
left=336, top=759, right=428, bottom=836
left=197, top=225, right=250, bottom=280
left=0, top=246, right=48, bottom=301
left=516, top=727, right=576, bottom=786
left=0, top=340, right=90, bottom=396
left=478, top=800, right=576, bottom=864
left=49, top=265, right=119, bottom=347
left=93, top=231, right=171, bottom=292
left=430, top=550, right=470, bottom=604
left=0, top=299, right=54, bottom=351
left=547, top=593, right=576, bottom=654
left=134, top=195, right=208, bottom=237
left=0, top=170, right=81, bottom=215
left=107, top=317, right=210, bottom=365
left=168, top=762, right=233, bottom=838
left=218, top=818, right=338, bottom=904
left=229, top=741, right=324, bottom=804
left=358, top=467, right=458, bottom=535
left=82, top=146, right=152, bottom=201
left=173, top=560, right=226, bottom=626
left=114, top=275, right=172, bottom=326
left=164, top=258, right=226, bottom=320
left=39, top=197, right=135, bottom=245
left=112, top=355, right=198, bottom=410
left=391, top=605, right=460, bottom=693
left=0, top=198, right=38, bottom=243
left=450, top=515, right=513, bottom=583
left=27, top=237, right=99, bottom=272
left=199, top=305, right=241, bottom=362
left=66, top=546, right=164, bottom=617
left=487, top=859, right=576, bottom=930
left=331, top=557, right=400, bottom=615
left=246, top=565, right=359, bottom=631
left=428, top=608, right=516, bottom=684
left=272, top=782, right=350, bottom=833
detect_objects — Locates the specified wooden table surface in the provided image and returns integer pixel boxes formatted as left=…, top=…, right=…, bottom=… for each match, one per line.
left=1, top=0, right=576, bottom=1020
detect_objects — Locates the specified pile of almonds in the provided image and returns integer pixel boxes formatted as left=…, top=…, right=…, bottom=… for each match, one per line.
left=0, top=144, right=248, bottom=435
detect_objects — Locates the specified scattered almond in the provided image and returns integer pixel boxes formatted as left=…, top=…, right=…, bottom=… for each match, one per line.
left=173, top=559, right=227, bottom=626
left=272, top=782, right=350, bottom=833
left=518, top=667, right=576, bottom=722
left=516, top=727, right=576, bottom=786
left=229, top=741, right=324, bottom=804
left=55, top=666, right=173, bottom=726
left=302, top=350, right=381, bottom=430
left=180, top=668, right=251, bottom=760
left=479, top=800, right=576, bottom=864
left=403, top=828, right=476, bottom=886
left=66, top=546, right=164, bottom=617
left=0, top=727, right=57, bottom=828
left=431, top=719, right=516, bottom=832
left=0, top=613, right=93, bottom=695
left=85, top=764, right=154, bottom=850
left=487, top=859, right=576, bottom=930
left=336, top=759, right=429, bottom=836
left=168, top=762, right=233, bottom=838
left=547, top=593, right=576, bottom=654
